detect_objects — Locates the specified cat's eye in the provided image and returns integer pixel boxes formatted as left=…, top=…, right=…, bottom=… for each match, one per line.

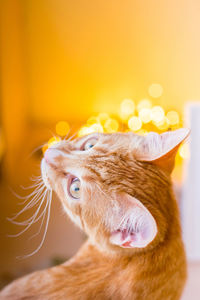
left=69, top=178, right=81, bottom=199
left=83, top=138, right=98, bottom=151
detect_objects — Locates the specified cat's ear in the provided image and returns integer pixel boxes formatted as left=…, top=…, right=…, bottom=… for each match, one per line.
left=110, top=194, right=157, bottom=248
left=137, top=128, right=190, bottom=173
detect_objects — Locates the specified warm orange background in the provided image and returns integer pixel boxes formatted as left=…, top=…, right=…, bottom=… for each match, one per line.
left=0, top=0, right=200, bottom=289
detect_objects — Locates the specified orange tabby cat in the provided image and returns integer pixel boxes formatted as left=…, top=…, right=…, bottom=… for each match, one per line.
left=0, top=128, right=189, bottom=300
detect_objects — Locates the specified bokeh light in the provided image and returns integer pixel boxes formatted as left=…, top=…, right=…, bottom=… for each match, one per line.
left=155, top=117, right=169, bottom=131
left=179, top=143, right=190, bottom=159
left=87, top=116, right=99, bottom=126
left=90, top=123, right=104, bottom=133
left=128, top=116, right=142, bottom=132
left=48, top=136, right=61, bottom=147
left=104, top=118, right=119, bottom=133
left=137, top=99, right=152, bottom=112
left=78, top=123, right=104, bottom=137
left=148, top=83, right=163, bottom=98
left=46, top=93, right=185, bottom=161
left=151, top=106, right=165, bottom=123
left=120, top=99, right=135, bottom=120
left=166, top=111, right=180, bottom=126
left=138, top=108, right=152, bottom=123
left=98, top=113, right=109, bottom=125
left=55, top=121, right=70, bottom=137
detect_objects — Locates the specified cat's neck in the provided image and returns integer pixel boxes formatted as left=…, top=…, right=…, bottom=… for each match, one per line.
left=62, top=232, right=186, bottom=300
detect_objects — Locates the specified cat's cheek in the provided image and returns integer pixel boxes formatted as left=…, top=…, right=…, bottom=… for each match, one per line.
left=41, top=158, right=54, bottom=190
left=62, top=205, right=83, bottom=229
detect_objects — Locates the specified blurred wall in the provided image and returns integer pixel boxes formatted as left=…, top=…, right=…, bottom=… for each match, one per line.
left=1, top=0, right=200, bottom=179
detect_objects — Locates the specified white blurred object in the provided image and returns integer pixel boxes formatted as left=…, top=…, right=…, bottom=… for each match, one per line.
left=182, top=103, right=200, bottom=261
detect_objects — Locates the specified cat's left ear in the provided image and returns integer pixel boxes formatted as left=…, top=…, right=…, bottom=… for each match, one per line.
left=137, top=128, right=190, bottom=173
left=110, top=194, right=157, bottom=248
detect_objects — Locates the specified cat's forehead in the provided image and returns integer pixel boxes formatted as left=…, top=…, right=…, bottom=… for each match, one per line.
left=73, top=132, right=142, bottom=149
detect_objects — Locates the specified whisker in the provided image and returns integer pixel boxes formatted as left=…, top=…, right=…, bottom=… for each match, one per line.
left=20, top=180, right=43, bottom=190
left=8, top=190, right=47, bottom=237
left=67, top=130, right=79, bottom=141
left=8, top=186, right=46, bottom=220
left=25, top=143, right=47, bottom=161
left=19, top=185, right=45, bottom=202
left=9, top=183, right=43, bottom=202
left=10, top=192, right=49, bottom=226
left=13, top=184, right=44, bottom=202
left=28, top=207, right=47, bottom=240
left=63, top=127, right=72, bottom=140
left=30, top=175, right=43, bottom=182
left=8, top=190, right=46, bottom=222
left=17, top=189, right=45, bottom=209
left=18, top=189, right=52, bottom=259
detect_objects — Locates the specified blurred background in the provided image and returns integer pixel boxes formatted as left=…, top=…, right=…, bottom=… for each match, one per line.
left=0, top=0, right=200, bottom=298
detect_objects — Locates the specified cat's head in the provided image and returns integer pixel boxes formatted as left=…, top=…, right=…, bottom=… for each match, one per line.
left=41, top=128, right=189, bottom=254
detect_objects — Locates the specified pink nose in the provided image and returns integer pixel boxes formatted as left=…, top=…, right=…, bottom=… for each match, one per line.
left=44, top=148, right=61, bottom=165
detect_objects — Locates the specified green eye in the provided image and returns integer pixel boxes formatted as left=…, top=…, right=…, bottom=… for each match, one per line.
left=69, top=179, right=81, bottom=199
left=83, top=138, right=98, bottom=151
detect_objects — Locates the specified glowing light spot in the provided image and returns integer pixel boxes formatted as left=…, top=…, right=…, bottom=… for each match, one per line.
left=78, top=123, right=103, bottom=137
left=179, top=143, right=190, bottom=159
left=98, top=113, right=109, bottom=125
left=148, top=83, right=163, bottom=98
left=120, top=99, right=135, bottom=120
left=128, top=116, right=142, bottom=132
left=138, top=108, right=151, bottom=123
left=78, top=126, right=93, bottom=137
left=87, top=116, right=99, bottom=126
left=42, top=144, right=48, bottom=154
left=48, top=136, right=61, bottom=147
left=155, top=117, right=169, bottom=131
left=166, top=111, right=180, bottom=126
left=90, top=123, right=104, bottom=133
left=55, top=121, right=70, bottom=137
left=137, top=99, right=152, bottom=112
left=151, top=106, right=165, bottom=123
left=104, top=118, right=119, bottom=133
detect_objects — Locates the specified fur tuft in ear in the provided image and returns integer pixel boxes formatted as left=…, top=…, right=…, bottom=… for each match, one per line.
left=138, top=128, right=190, bottom=173
left=110, top=194, right=157, bottom=248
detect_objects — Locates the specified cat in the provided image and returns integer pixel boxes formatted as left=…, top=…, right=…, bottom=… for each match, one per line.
left=0, top=128, right=189, bottom=300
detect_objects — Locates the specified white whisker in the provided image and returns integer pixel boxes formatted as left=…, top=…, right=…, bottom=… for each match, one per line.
left=20, top=180, right=43, bottom=191
left=28, top=207, right=47, bottom=240
left=8, top=186, right=46, bottom=220
left=8, top=190, right=48, bottom=237
left=64, top=130, right=78, bottom=142
left=18, top=189, right=52, bottom=259
left=30, top=175, right=43, bottom=182
left=12, top=184, right=44, bottom=202
left=10, top=192, right=49, bottom=226
left=25, top=143, right=47, bottom=160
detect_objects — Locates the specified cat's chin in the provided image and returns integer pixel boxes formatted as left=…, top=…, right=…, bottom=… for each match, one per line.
left=41, top=158, right=52, bottom=190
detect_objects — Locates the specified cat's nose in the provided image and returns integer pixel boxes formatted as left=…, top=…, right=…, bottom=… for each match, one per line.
left=44, top=148, right=62, bottom=165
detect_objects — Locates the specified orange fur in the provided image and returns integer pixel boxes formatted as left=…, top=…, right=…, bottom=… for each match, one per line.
left=0, top=130, right=188, bottom=299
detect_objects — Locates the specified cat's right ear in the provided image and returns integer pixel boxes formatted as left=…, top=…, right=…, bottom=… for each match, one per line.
left=136, top=128, right=190, bottom=173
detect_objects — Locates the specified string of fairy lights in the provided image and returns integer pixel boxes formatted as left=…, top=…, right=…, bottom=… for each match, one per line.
left=43, top=83, right=189, bottom=161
